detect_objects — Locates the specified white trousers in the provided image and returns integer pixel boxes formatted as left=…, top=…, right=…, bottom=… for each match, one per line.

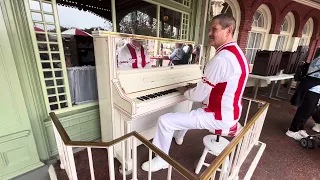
left=152, top=108, right=226, bottom=155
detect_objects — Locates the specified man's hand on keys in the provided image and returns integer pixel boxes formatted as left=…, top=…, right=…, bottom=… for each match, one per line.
left=177, top=86, right=189, bottom=94
left=177, top=83, right=197, bottom=94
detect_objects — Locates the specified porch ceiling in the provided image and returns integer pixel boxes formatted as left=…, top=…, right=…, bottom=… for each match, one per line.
left=56, top=0, right=181, bottom=28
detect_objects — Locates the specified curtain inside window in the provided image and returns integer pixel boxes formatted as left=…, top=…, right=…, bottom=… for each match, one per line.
left=67, top=66, right=98, bottom=105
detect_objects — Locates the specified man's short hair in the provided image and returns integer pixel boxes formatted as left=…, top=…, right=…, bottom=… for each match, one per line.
left=211, top=13, right=236, bottom=35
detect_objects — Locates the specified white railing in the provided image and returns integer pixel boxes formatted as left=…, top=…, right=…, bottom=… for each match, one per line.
left=50, top=98, right=269, bottom=180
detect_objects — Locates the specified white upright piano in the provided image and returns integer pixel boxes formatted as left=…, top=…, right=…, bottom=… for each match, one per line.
left=93, top=31, right=203, bottom=170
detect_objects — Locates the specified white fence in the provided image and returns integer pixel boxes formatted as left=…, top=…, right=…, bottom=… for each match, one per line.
left=50, top=98, right=269, bottom=180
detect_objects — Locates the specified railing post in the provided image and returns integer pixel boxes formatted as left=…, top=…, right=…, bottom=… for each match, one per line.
left=66, top=146, right=78, bottom=180
left=52, top=123, right=66, bottom=170
left=87, top=147, right=95, bottom=180
left=132, top=137, right=138, bottom=180
left=108, top=147, right=115, bottom=180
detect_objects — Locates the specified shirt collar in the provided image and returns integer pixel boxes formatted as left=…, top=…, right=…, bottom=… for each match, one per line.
left=129, top=43, right=141, bottom=50
left=216, top=41, right=237, bottom=53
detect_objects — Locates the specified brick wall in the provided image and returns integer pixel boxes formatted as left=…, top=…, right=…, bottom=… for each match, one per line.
left=236, top=0, right=320, bottom=60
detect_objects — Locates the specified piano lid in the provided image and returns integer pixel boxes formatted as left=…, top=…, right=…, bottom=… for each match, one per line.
left=117, top=64, right=202, bottom=94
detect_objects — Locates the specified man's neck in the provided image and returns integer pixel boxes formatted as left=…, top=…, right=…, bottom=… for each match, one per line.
left=216, top=38, right=235, bottom=50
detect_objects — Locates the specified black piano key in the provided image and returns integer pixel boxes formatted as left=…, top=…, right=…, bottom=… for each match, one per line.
left=137, top=97, right=144, bottom=101
left=137, top=88, right=179, bottom=101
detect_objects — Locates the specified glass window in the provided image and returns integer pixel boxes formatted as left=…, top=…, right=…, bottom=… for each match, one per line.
left=221, top=2, right=233, bottom=17
left=281, top=19, right=288, bottom=32
left=275, top=35, right=287, bottom=51
left=245, top=32, right=262, bottom=63
left=303, top=24, right=308, bottom=35
left=173, top=0, right=192, bottom=7
left=252, top=11, right=264, bottom=28
left=118, top=2, right=157, bottom=37
left=160, top=7, right=182, bottom=39
left=56, top=4, right=112, bottom=106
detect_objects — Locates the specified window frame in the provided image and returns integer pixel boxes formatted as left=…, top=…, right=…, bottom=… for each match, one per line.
left=245, top=4, right=272, bottom=64
left=26, top=0, right=193, bottom=114
left=275, top=12, right=295, bottom=51
left=299, top=18, right=314, bottom=46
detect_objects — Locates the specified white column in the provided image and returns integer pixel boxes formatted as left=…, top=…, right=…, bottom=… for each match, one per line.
left=263, top=34, right=279, bottom=51
left=287, top=37, right=301, bottom=52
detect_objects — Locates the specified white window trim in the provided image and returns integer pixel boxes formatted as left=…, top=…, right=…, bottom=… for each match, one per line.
left=277, top=12, right=295, bottom=51
left=254, top=4, right=272, bottom=50
left=245, top=4, right=272, bottom=63
left=300, top=18, right=314, bottom=46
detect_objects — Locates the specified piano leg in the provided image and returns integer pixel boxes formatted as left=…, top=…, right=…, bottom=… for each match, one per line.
left=114, top=100, right=193, bottom=172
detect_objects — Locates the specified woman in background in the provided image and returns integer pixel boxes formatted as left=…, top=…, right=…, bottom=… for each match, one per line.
left=287, top=55, right=320, bottom=140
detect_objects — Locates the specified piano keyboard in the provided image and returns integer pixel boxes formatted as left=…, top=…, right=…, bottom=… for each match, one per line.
left=136, top=89, right=179, bottom=101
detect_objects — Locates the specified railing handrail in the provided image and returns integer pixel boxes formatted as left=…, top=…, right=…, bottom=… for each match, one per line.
left=49, top=97, right=269, bottom=180
left=50, top=112, right=198, bottom=180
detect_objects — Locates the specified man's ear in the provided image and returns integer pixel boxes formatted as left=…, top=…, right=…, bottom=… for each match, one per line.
left=228, top=26, right=233, bottom=35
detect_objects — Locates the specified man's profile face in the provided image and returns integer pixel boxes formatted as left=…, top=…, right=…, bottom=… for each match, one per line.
left=208, top=19, right=230, bottom=49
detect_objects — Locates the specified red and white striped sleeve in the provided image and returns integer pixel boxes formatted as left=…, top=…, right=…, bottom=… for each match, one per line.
left=184, top=56, right=233, bottom=102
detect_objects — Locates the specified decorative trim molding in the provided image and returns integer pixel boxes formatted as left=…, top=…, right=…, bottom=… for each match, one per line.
left=2, top=0, right=52, bottom=160
left=293, top=0, right=320, bottom=10
left=0, top=130, right=30, bottom=144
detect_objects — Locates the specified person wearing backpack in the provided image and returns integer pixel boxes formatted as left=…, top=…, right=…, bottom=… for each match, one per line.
left=287, top=55, right=320, bottom=140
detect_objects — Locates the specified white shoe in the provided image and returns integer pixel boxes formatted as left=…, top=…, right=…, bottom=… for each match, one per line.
left=286, top=130, right=304, bottom=141
left=299, top=130, right=309, bottom=138
left=174, top=137, right=183, bottom=145
left=141, top=157, right=169, bottom=172
left=312, top=123, right=320, bottom=133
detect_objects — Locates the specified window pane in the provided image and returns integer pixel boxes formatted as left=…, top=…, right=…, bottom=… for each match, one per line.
left=42, top=2, right=53, bottom=13
left=118, top=2, right=157, bottom=37
left=275, top=36, right=281, bottom=50
left=222, top=2, right=233, bottom=17
left=30, top=0, right=41, bottom=11
left=40, top=53, right=50, bottom=60
left=50, top=104, right=59, bottom=111
left=282, top=19, right=288, bottom=32
left=246, top=49, right=253, bottom=63
left=44, top=14, right=55, bottom=23
left=247, top=33, right=256, bottom=48
left=42, top=62, right=51, bottom=69
left=36, top=34, right=46, bottom=41
left=32, top=12, right=43, bottom=21
left=160, top=7, right=182, bottom=39
left=252, top=49, right=258, bottom=62
left=258, top=16, right=264, bottom=28
left=38, top=43, right=48, bottom=51
left=255, top=33, right=262, bottom=48
left=303, top=25, right=308, bottom=35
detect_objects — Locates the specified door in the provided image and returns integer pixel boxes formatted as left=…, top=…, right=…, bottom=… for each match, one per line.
left=0, top=5, right=43, bottom=180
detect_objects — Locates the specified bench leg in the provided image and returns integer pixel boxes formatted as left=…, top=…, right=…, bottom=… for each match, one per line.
left=195, top=148, right=209, bottom=174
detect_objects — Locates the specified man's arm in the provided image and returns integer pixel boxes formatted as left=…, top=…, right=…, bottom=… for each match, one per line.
left=184, top=56, right=231, bottom=102
left=169, top=49, right=178, bottom=60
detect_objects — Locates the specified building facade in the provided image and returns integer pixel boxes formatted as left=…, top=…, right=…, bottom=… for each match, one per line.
left=0, top=0, right=320, bottom=179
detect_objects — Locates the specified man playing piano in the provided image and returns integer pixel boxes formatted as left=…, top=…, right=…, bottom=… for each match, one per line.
left=141, top=14, right=249, bottom=172
left=117, top=38, right=151, bottom=69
